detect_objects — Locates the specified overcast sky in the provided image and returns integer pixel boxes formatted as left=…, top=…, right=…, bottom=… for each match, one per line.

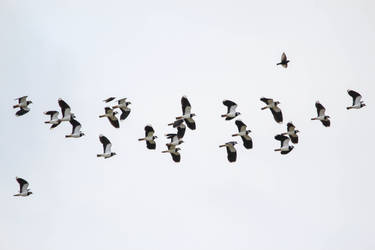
left=1, top=0, right=374, bottom=249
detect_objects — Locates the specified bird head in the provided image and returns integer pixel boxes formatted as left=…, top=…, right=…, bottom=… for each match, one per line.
left=111, top=152, right=117, bottom=156
left=325, top=115, right=330, bottom=119
left=191, top=113, right=196, bottom=117
left=27, top=192, right=33, bottom=196
left=235, top=112, right=241, bottom=116
left=295, top=130, right=300, bottom=133
left=361, top=103, right=366, bottom=108
left=80, top=132, right=85, bottom=137
left=246, top=130, right=251, bottom=134
left=27, top=101, right=33, bottom=105
left=126, top=102, right=131, bottom=106
left=275, top=101, right=280, bottom=105
left=176, top=148, right=181, bottom=152
left=113, top=111, right=119, bottom=115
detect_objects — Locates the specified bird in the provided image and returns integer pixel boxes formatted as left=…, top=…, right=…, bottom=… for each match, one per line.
left=13, top=96, right=32, bottom=116
left=65, top=117, right=85, bottom=138
left=175, top=96, right=196, bottom=130
left=51, top=98, right=75, bottom=129
left=274, top=134, right=294, bottom=155
left=103, top=97, right=116, bottom=103
left=162, top=144, right=181, bottom=163
left=219, top=141, right=237, bottom=162
left=97, top=135, right=116, bottom=159
left=277, top=52, right=289, bottom=68
left=221, top=100, right=241, bottom=120
left=168, top=119, right=187, bottom=138
left=99, top=107, right=120, bottom=128
left=232, top=120, right=253, bottom=149
left=14, top=177, right=32, bottom=197
left=260, top=97, right=283, bottom=123
left=347, top=90, right=366, bottom=110
left=138, top=125, right=158, bottom=149
left=165, top=133, right=184, bottom=146
left=281, top=122, right=299, bottom=144
left=112, top=98, right=131, bottom=121
left=44, top=111, right=59, bottom=128
left=311, top=101, right=330, bottom=127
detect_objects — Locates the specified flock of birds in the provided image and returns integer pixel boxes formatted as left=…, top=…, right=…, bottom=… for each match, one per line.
left=11, top=53, right=367, bottom=197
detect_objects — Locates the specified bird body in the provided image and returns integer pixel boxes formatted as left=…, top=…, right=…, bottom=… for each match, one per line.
left=14, top=177, right=32, bottom=197
left=99, top=107, right=120, bottom=128
left=232, top=120, right=253, bottom=149
left=219, top=141, right=238, bottom=162
left=347, top=90, right=366, bottom=110
left=281, top=122, right=299, bottom=144
left=13, top=96, right=32, bottom=116
left=260, top=97, right=283, bottom=123
left=222, top=100, right=241, bottom=120
left=311, top=101, right=330, bottom=127
left=165, top=133, right=184, bottom=146
left=274, top=134, right=294, bottom=154
left=112, top=98, right=131, bottom=120
left=65, top=118, right=85, bottom=138
left=162, top=144, right=181, bottom=162
left=97, top=135, right=116, bottom=158
left=138, top=125, right=157, bottom=149
left=277, top=52, right=289, bottom=68
left=175, top=96, right=196, bottom=130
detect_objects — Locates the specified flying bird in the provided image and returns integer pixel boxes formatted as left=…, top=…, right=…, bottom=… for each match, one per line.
left=347, top=90, right=366, bottom=110
left=274, top=134, right=294, bottom=155
left=112, top=98, right=131, bottom=121
left=260, top=97, right=283, bottom=123
left=221, top=100, right=241, bottom=120
left=99, top=107, right=120, bottom=128
left=162, top=144, right=181, bottom=163
left=14, top=177, right=32, bottom=197
left=50, top=98, right=75, bottom=129
left=97, top=135, right=116, bottom=159
left=13, top=96, right=32, bottom=116
left=165, top=133, right=184, bottom=146
left=277, top=52, right=289, bottom=68
left=65, top=118, right=85, bottom=138
left=138, top=125, right=158, bottom=149
left=311, top=101, right=330, bottom=127
left=219, top=141, right=238, bottom=162
left=175, top=96, right=196, bottom=130
left=103, top=97, right=116, bottom=103
left=44, top=111, right=59, bottom=128
left=281, top=122, right=299, bottom=144
left=232, top=120, right=253, bottom=149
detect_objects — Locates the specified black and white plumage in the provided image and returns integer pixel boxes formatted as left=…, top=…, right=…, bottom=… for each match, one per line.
left=175, top=96, right=196, bottom=130
left=65, top=118, right=85, bottom=138
left=281, top=122, right=299, bottom=144
left=219, top=141, right=238, bottom=162
left=13, top=96, right=32, bottom=116
left=112, top=98, right=131, bottom=121
left=165, top=133, right=184, bottom=146
left=311, top=101, right=330, bottom=127
left=103, top=97, right=116, bottom=103
left=276, top=52, right=289, bottom=68
left=347, top=90, right=366, bottom=110
left=138, top=125, right=158, bottom=150
left=44, top=111, right=59, bottom=129
left=162, top=144, right=181, bottom=162
left=168, top=119, right=187, bottom=139
left=97, top=135, right=116, bottom=159
left=274, top=134, right=294, bottom=155
left=99, top=107, right=120, bottom=128
left=14, top=177, right=32, bottom=197
left=50, top=98, right=75, bottom=129
left=221, top=100, right=241, bottom=120
left=232, top=120, right=253, bottom=149
left=260, top=97, right=283, bottom=123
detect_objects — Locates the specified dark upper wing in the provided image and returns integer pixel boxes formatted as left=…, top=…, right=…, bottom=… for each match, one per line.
left=69, top=118, right=81, bottom=132
left=177, top=124, right=186, bottom=138
left=281, top=52, right=287, bottom=62
left=120, top=108, right=130, bottom=120
left=260, top=97, right=273, bottom=105
left=223, top=100, right=237, bottom=113
left=235, top=120, right=246, bottom=132
left=241, top=135, right=253, bottom=149
left=171, top=152, right=181, bottom=162
left=16, top=177, right=28, bottom=193
left=58, top=99, right=70, bottom=113
left=270, top=107, right=283, bottom=123
left=146, top=140, right=156, bottom=150
left=287, top=122, right=295, bottom=132
left=16, top=108, right=30, bottom=116
left=17, top=96, right=28, bottom=103
left=226, top=147, right=237, bottom=162
left=321, top=119, right=330, bottom=127
left=99, top=135, right=111, bottom=148
left=347, top=90, right=362, bottom=105
left=290, top=134, right=298, bottom=144
left=181, top=96, right=191, bottom=115
left=184, top=118, right=196, bottom=130
left=315, top=102, right=325, bottom=116
left=108, top=116, right=120, bottom=128
left=171, top=119, right=184, bottom=128
left=145, top=125, right=154, bottom=137
left=103, top=97, right=116, bottom=103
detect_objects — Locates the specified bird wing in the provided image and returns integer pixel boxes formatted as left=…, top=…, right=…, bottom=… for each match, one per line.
left=223, top=100, right=237, bottom=113
left=226, top=146, right=237, bottom=162
left=235, top=120, right=246, bottom=132
left=108, top=115, right=120, bottom=128
left=270, top=107, right=283, bottom=123
left=241, top=135, right=253, bottom=149
left=171, top=151, right=181, bottom=162
left=184, top=118, right=196, bottom=130
left=281, top=52, right=287, bottom=62
left=260, top=97, right=273, bottom=105
left=347, top=90, right=362, bottom=106
left=321, top=119, right=330, bottom=127
left=58, top=99, right=71, bottom=115
left=145, top=125, right=154, bottom=137
left=16, top=108, right=30, bottom=116
left=290, top=134, right=298, bottom=144
left=117, top=98, right=127, bottom=105
left=177, top=124, right=186, bottom=138
left=16, top=177, right=29, bottom=193
left=103, top=97, right=116, bottom=103
left=99, top=135, right=111, bottom=153
left=119, top=108, right=130, bottom=120
left=105, top=107, right=113, bottom=115
left=70, top=118, right=81, bottom=134
left=275, top=134, right=289, bottom=147
left=45, top=111, right=59, bottom=120
left=146, top=140, right=156, bottom=150
left=17, top=96, right=28, bottom=104
left=287, top=122, right=295, bottom=132
left=181, top=96, right=191, bottom=115
left=315, top=102, right=326, bottom=117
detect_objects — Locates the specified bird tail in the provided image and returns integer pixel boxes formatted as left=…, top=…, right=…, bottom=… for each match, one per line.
left=232, top=134, right=239, bottom=137
left=112, top=105, right=119, bottom=109
left=44, top=121, right=50, bottom=124
left=311, top=118, right=317, bottom=120
left=13, top=105, right=19, bottom=109
left=219, top=144, right=226, bottom=148
left=346, top=107, right=352, bottom=110
left=221, top=114, right=227, bottom=117
left=97, top=154, right=102, bottom=157
left=138, top=138, right=145, bottom=141
left=168, top=122, right=174, bottom=126
left=161, top=150, right=168, bottom=153
left=276, top=63, right=281, bottom=65
left=175, top=116, right=183, bottom=120
left=99, top=115, right=105, bottom=118
left=65, top=135, right=72, bottom=138
left=261, top=107, right=267, bottom=110
left=274, top=149, right=281, bottom=152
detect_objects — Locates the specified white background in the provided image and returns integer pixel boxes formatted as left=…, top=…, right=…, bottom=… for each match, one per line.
left=0, top=0, right=374, bottom=249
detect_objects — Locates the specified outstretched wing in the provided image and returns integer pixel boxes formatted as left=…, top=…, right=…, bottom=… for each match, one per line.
left=184, top=118, right=196, bottom=130
left=16, top=108, right=30, bottom=116
left=315, top=102, right=326, bottom=117
left=347, top=90, right=362, bottom=106
left=226, top=145, right=237, bottom=162
left=235, top=120, right=246, bottom=132
left=16, top=177, right=29, bottom=193
left=181, top=96, right=191, bottom=115
left=241, top=135, right=253, bottom=149
left=120, top=108, right=130, bottom=120
left=145, top=125, right=154, bottom=137
left=270, top=107, right=283, bottom=123
left=260, top=97, right=273, bottom=105
left=223, top=100, right=237, bottom=113
left=70, top=118, right=81, bottom=134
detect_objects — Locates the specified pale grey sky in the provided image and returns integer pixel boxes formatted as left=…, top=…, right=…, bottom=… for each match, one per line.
left=1, top=0, right=374, bottom=249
